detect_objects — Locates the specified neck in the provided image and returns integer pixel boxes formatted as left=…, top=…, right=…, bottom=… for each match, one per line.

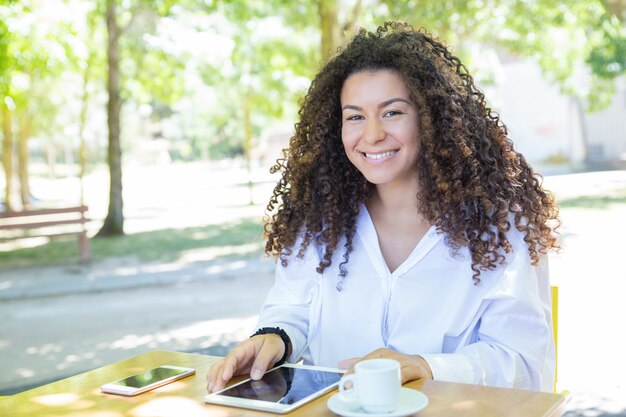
left=369, top=178, right=421, bottom=213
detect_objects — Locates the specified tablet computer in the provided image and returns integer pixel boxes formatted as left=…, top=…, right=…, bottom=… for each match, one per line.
left=204, top=363, right=344, bottom=414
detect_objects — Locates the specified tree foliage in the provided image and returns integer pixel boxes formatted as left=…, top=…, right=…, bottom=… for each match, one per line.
left=192, top=1, right=317, bottom=159
left=2, top=0, right=625, bottom=218
left=379, top=0, right=626, bottom=110
left=1, top=0, right=84, bottom=209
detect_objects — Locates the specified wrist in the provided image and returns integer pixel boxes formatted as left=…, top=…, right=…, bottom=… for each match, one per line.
left=251, top=327, right=292, bottom=366
left=414, top=355, right=433, bottom=380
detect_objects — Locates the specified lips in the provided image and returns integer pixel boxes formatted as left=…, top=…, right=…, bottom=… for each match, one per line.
left=363, top=150, right=398, bottom=160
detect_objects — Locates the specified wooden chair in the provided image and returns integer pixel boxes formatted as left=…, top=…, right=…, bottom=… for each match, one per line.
left=551, top=285, right=559, bottom=392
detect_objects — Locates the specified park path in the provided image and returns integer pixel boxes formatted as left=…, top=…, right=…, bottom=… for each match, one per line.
left=0, top=254, right=275, bottom=394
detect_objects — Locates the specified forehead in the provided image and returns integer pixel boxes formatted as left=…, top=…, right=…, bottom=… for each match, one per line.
left=340, top=70, right=410, bottom=104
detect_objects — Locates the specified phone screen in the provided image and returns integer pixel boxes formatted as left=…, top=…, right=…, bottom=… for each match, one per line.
left=216, top=366, right=342, bottom=405
left=113, top=366, right=191, bottom=388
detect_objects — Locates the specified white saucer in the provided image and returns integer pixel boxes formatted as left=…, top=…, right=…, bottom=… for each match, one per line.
left=327, top=387, right=428, bottom=417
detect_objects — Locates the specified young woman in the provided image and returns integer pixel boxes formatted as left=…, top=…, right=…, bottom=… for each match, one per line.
left=207, top=22, right=560, bottom=393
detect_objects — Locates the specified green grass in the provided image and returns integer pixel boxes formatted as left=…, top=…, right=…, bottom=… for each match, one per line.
left=3, top=188, right=624, bottom=270
left=558, top=189, right=626, bottom=209
left=0, top=217, right=265, bottom=270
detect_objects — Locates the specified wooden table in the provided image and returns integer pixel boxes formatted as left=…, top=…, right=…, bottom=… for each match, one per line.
left=0, top=350, right=568, bottom=417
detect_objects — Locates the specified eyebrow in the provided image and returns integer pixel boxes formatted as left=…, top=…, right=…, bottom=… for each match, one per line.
left=342, top=98, right=411, bottom=111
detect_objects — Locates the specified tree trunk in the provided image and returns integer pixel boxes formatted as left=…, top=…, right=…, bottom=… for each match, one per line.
left=78, top=58, right=91, bottom=207
left=17, top=114, right=31, bottom=208
left=96, top=0, right=124, bottom=236
left=603, top=0, right=626, bottom=22
left=574, top=97, right=590, bottom=164
left=243, top=91, right=254, bottom=206
left=342, top=0, right=363, bottom=43
left=1, top=100, right=14, bottom=211
left=318, top=0, right=340, bottom=62
left=46, top=136, right=57, bottom=179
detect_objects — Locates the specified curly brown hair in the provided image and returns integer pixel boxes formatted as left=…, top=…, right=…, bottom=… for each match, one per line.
left=264, top=22, right=560, bottom=286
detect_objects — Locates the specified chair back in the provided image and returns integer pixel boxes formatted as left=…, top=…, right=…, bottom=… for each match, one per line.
left=551, top=285, right=559, bottom=392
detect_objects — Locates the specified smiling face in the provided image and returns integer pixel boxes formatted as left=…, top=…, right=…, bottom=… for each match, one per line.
left=340, top=70, right=421, bottom=191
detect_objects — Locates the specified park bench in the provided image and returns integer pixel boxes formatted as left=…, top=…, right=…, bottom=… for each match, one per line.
left=0, top=205, right=91, bottom=262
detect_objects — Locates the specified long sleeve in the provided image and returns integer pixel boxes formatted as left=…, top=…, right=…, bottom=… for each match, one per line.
left=255, top=244, right=321, bottom=363
left=419, top=244, right=555, bottom=391
left=253, top=207, right=555, bottom=392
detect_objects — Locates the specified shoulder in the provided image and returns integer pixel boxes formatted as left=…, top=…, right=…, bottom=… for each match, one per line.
left=279, top=229, right=324, bottom=267
left=479, top=224, right=549, bottom=295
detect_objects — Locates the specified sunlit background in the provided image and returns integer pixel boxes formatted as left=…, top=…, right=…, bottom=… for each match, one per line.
left=1, top=0, right=626, bottom=416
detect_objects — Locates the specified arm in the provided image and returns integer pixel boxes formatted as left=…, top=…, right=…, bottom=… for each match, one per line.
left=341, top=238, right=554, bottom=391
left=255, top=243, right=321, bottom=363
left=207, top=243, right=320, bottom=392
left=422, top=247, right=555, bottom=391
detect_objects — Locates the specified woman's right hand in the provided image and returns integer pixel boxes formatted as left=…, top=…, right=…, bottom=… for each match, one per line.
left=206, top=334, right=286, bottom=393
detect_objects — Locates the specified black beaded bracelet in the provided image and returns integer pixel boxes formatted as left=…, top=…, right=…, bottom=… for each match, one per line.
left=251, top=327, right=292, bottom=366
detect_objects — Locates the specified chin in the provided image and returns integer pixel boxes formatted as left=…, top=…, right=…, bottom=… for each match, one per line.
left=362, top=174, right=394, bottom=185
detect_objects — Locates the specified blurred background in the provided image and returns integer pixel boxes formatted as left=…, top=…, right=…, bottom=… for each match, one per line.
left=1, top=0, right=625, bottom=416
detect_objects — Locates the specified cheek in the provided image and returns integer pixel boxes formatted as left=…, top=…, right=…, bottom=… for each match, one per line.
left=341, top=131, right=361, bottom=165
left=341, top=124, right=361, bottom=148
left=394, top=123, right=420, bottom=152
left=341, top=127, right=354, bottom=152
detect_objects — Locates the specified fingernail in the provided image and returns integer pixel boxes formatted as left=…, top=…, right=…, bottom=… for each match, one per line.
left=208, top=382, right=214, bottom=392
left=251, top=369, right=262, bottom=380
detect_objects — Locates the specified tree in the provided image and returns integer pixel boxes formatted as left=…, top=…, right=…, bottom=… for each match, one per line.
left=1, top=11, right=15, bottom=211
left=1, top=97, right=13, bottom=211
left=194, top=1, right=317, bottom=203
left=76, top=8, right=104, bottom=207
left=378, top=0, right=626, bottom=111
left=319, top=0, right=340, bottom=61
left=10, top=23, right=68, bottom=207
left=1, top=0, right=76, bottom=210
left=96, top=0, right=184, bottom=236
left=192, top=0, right=364, bottom=205
left=0, top=0, right=17, bottom=213
left=318, top=0, right=363, bottom=62
left=97, top=0, right=124, bottom=236
left=586, top=0, right=626, bottom=108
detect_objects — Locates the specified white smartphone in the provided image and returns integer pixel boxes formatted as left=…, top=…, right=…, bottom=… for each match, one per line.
left=100, top=365, right=195, bottom=396
left=204, top=363, right=344, bottom=414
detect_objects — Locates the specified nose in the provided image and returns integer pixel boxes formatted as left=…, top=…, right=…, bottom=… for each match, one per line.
left=363, top=119, right=385, bottom=144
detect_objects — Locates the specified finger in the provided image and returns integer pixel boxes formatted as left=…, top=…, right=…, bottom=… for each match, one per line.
left=341, top=348, right=394, bottom=376
left=206, top=360, right=226, bottom=392
left=338, top=357, right=360, bottom=371
left=402, top=355, right=433, bottom=383
left=222, top=341, right=258, bottom=379
left=213, top=345, right=254, bottom=392
left=400, top=364, right=415, bottom=384
left=361, top=348, right=390, bottom=360
left=209, top=338, right=265, bottom=393
left=206, top=361, right=219, bottom=392
left=249, top=336, right=284, bottom=380
left=250, top=379, right=271, bottom=393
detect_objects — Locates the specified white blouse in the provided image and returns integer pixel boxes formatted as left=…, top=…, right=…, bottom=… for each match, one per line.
left=257, top=206, right=555, bottom=392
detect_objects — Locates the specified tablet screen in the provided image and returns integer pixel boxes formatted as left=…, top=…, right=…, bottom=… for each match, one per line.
left=215, top=366, right=343, bottom=405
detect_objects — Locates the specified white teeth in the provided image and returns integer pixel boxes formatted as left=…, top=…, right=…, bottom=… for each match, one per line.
left=365, top=151, right=397, bottom=160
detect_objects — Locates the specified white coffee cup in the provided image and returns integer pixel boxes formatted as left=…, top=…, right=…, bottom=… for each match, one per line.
left=338, top=358, right=401, bottom=413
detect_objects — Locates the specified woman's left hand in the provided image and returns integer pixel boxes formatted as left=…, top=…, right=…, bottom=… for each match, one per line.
left=338, top=348, right=434, bottom=384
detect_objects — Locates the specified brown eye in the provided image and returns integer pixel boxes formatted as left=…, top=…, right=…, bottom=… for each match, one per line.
left=383, top=110, right=403, bottom=117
